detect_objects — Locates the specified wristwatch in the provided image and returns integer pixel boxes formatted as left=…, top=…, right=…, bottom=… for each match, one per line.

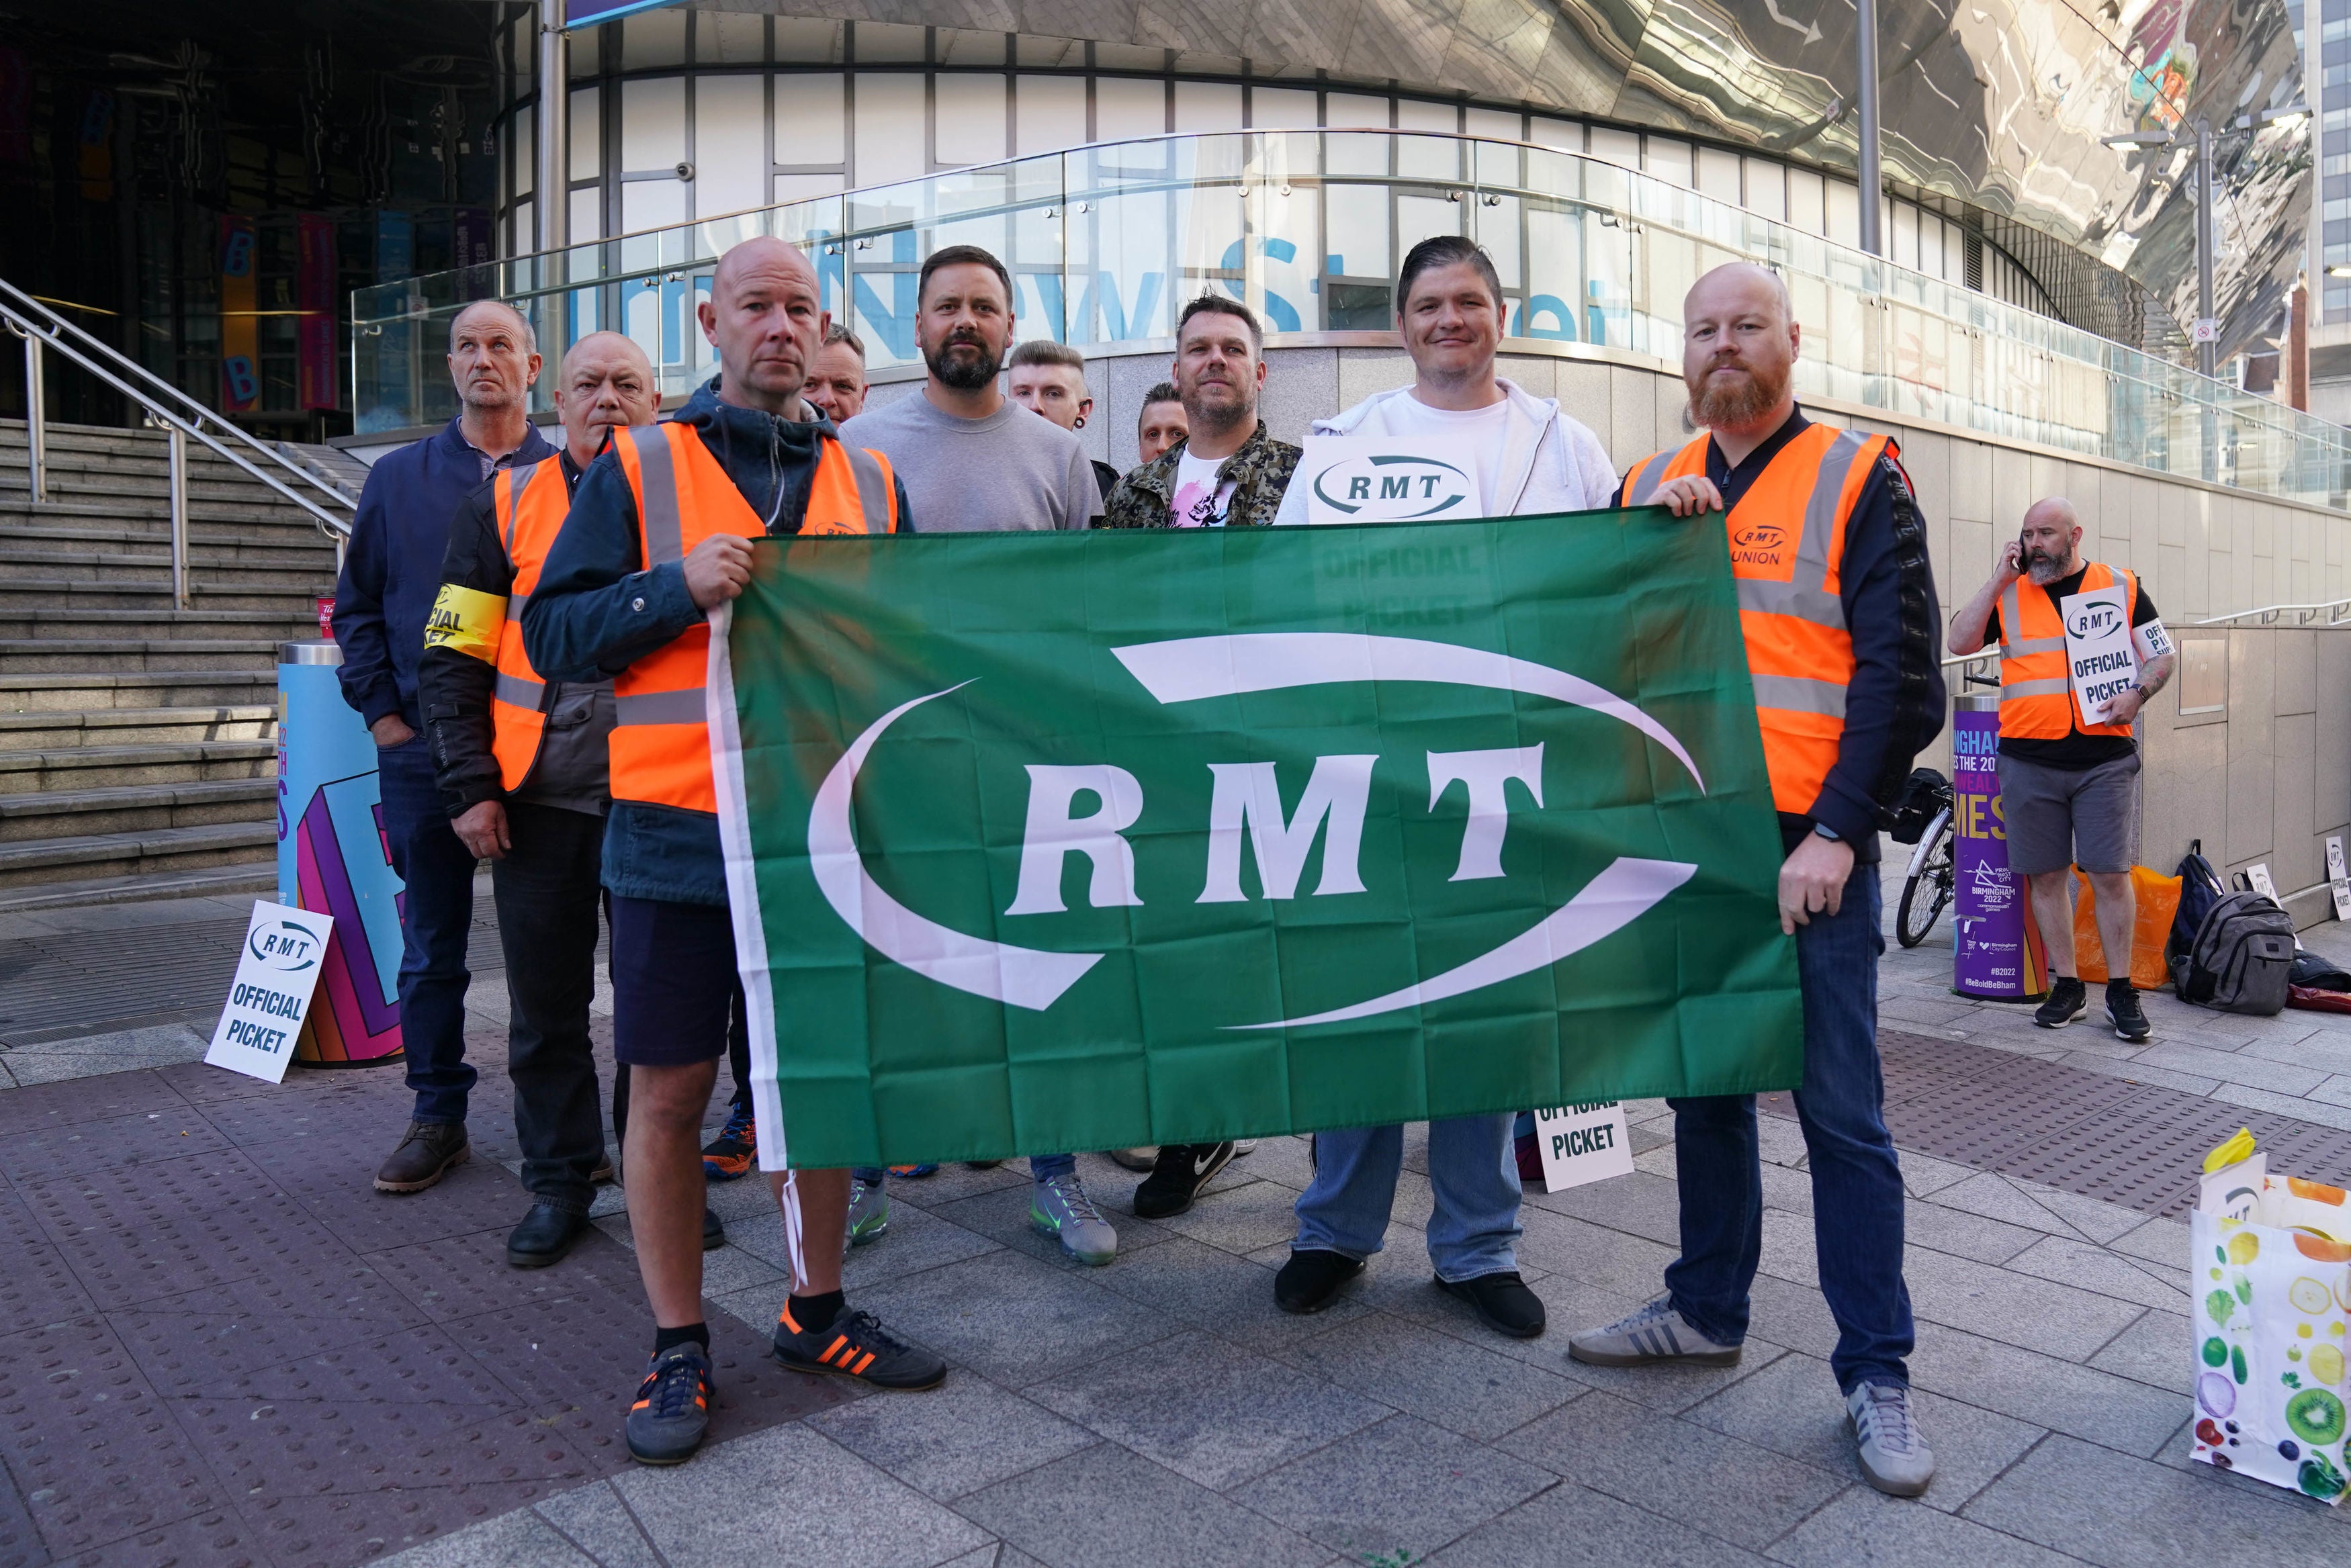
left=1812, top=822, right=1842, bottom=843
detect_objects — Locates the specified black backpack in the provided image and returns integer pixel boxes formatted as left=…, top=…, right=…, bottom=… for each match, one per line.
left=1886, top=768, right=1947, bottom=845
left=2174, top=891, right=2298, bottom=1015
left=2167, top=840, right=2227, bottom=970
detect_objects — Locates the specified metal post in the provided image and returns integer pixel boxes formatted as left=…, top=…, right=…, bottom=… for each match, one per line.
left=21, top=331, right=44, bottom=504
left=1855, top=0, right=1883, bottom=257
left=2194, top=116, right=2217, bottom=380
left=167, top=422, right=190, bottom=609
left=536, top=3, right=571, bottom=377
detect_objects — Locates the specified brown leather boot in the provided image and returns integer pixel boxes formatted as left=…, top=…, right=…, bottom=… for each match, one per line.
left=373, top=1121, right=470, bottom=1193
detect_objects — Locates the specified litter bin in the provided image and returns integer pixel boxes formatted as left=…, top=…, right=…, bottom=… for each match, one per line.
left=277, top=640, right=406, bottom=1066
left=1950, top=691, right=2049, bottom=1001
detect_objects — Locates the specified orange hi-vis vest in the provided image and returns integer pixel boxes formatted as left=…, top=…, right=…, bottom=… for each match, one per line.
left=487, top=456, right=572, bottom=792
left=607, top=420, right=897, bottom=814
left=1623, top=424, right=1894, bottom=816
left=1996, top=561, right=2137, bottom=741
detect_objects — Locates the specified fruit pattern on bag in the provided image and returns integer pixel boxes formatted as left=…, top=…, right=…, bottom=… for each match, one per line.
left=2193, top=1179, right=2351, bottom=1503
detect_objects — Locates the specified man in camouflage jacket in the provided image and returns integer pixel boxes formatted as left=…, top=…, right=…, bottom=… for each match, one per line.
left=1097, top=295, right=1299, bottom=531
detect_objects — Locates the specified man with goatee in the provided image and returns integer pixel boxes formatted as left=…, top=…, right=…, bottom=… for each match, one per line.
left=1584, top=261, right=1945, bottom=1502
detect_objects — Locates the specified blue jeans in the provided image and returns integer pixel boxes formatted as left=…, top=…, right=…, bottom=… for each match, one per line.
left=1664, top=860, right=1912, bottom=1393
left=375, top=737, right=478, bottom=1125
left=852, top=1154, right=1073, bottom=1184
left=1292, top=1114, right=1521, bottom=1281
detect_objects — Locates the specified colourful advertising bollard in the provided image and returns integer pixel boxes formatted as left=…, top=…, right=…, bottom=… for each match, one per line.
left=277, top=641, right=406, bottom=1066
left=1950, top=695, right=2047, bottom=1001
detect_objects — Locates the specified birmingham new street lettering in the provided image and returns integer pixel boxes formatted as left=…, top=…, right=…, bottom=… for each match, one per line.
left=715, top=508, right=1806, bottom=1171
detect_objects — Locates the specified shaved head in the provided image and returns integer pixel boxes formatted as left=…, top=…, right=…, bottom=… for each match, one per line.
left=699, top=237, right=827, bottom=416
left=1681, top=261, right=1800, bottom=438
left=560, top=330, right=651, bottom=382
left=451, top=298, right=537, bottom=357
left=2018, top=496, right=2083, bottom=583
left=553, top=330, right=658, bottom=467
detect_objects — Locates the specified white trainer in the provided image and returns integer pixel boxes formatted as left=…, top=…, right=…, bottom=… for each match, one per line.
left=1848, top=1381, right=1935, bottom=1497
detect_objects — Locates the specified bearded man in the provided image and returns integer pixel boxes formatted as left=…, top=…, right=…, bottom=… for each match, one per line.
left=834, top=244, right=1116, bottom=1269
left=1946, top=496, right=2173, bottom=1042
left=1587, top=261, right=1947, bottom=1501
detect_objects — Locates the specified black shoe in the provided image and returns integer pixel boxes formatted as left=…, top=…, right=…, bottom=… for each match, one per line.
left=2106, top=982, right=2152, bottom=1042
left=2033, top=976, right=2087, bottom=1029
left=965, top=1160, right=1003, bottom=1170
left=506, top=1202, right=590, bottom=1269
left=1437, top=1271, right=1547, bottom=1340
left=703, top=1206, right=725, bottom=1251
left=1134, top=1141, right=1237, bottom=1219
left=1275, top=1248, right=1365, bottom=1314
left=625, top=1342, right=713, bottom=1465
left=772, top=1305, right=947, bottom=1391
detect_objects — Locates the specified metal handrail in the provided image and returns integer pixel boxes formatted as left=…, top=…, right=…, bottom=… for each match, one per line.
left=2191, top=599, right=2351, bottom=626
left=3, top=275, right=353, bottom=543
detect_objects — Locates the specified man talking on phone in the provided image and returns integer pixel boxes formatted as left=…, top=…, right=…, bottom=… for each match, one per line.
left=1946, top=496, right=2174, bottom=1042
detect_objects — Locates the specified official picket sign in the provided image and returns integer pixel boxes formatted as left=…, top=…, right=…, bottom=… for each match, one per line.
left=2057, top=583, right=2138, bottom=727
left=2245, top=862, right=2281, bottom=905
left=206, top=901, right=333, bottom=1084
left=1299, top=436, right=1484, bottom=525
left=2329, top=835, right=2351, bottom=923
left=1533, top=1102, right=1636, bottom=1192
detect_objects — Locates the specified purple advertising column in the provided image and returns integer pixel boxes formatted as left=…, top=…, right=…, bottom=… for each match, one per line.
left=1951, top=696, right=2048, bottom=1000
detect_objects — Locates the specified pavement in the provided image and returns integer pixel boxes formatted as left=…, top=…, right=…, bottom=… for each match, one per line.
left=3, top=867, right=2351, bottom=1566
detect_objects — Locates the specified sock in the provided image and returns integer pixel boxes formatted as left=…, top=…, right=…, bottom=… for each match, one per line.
left=653, top=1322, right=709, bottom=1356
left=2106, top=976, right=2136, bottom=998
left=789, top=1289, right=845, bottom=1334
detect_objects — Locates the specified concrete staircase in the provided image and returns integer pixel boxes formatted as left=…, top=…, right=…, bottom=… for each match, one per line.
left=0, top=418, right=344, bottom=910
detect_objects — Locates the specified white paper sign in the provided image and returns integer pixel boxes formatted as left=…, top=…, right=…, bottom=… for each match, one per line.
left=2058, top=583, right=2139, bottom=727
left=2244, top=862, right=2279, bottom=903
left=2328, top=835, right=2351, bottom=923
left=1532, top=1102, right=1636, bottom=1192
left=206, top=901, right=332, bottom=1084
left=1298, top=435, right=1484, bottom=525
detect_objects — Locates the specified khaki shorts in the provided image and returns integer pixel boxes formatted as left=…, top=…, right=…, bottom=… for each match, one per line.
left=1996, top=751, right=2141, bottom=876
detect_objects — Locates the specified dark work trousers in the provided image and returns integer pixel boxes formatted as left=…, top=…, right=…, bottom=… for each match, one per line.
left=492, top=801, right=609, bottom=1216
left=375, top=737, right=478, bottom=1124
left=609, top=956, right=754, bottom=1157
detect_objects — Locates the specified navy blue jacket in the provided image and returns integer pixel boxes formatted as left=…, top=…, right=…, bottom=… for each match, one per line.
left=523, top=381, right=911, bottom=907
left=335, top=416, right=557, bottom=730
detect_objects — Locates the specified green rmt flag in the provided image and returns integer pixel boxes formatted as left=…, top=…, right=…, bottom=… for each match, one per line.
left=714, top=508, right=1804, bottom=1172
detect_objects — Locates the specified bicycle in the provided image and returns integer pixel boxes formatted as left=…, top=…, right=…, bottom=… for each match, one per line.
left=1890, top=768, right=1955, bottom=948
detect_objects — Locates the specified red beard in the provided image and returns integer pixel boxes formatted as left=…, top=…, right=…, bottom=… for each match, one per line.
left=1688, top=361, right=1787, bottom=429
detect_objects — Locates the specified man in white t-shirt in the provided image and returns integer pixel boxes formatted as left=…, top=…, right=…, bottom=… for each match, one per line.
left=1270, top=235, right=1613, bottom=1344
left=1272, top=234, right=1617, bottom=524
left=1099, top=295, right=1300, bottom=533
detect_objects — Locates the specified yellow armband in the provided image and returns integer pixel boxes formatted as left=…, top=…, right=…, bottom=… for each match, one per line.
left=423, top=584, right=507, bottom=662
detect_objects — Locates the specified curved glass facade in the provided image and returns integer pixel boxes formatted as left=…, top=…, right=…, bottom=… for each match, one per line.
left=354, top=130, right=2351, bottom=510
left=484, top=0, right=2309, bottom=359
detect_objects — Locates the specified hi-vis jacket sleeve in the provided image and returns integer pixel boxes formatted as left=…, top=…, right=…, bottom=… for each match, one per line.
left=418, top=479, right=512, bottom=817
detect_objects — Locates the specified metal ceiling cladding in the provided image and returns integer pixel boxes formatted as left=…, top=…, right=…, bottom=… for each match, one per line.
left=1555, top=0, right=2309, bottom=361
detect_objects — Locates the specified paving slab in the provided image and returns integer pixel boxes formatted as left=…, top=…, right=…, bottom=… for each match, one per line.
left=804, top=1375, right=1095, bottom=1501
left=1272, top=1310, right=1583, bottom=1441
left=1425, top=1475, right=1773, bottom=1567
left=1767, top=1484, right=2078, bottom=1567
left=1232, top=1413, right=1554, bottom=1562
left=1025, top=1329, right=1390, bottom=1490
left=852, top=1249, right=1175, bottom=1389
left=955, top=1439, right=1327, bottom=1568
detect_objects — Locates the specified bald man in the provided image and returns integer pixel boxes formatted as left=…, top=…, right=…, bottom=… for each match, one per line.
left=419, top=330, right=661, bottom=1266
left=1591, top=261, right=1945, bottom=1499
left=337, top=299, right=558, bottom=1198
left=526, top=237, right=938, bottom=1467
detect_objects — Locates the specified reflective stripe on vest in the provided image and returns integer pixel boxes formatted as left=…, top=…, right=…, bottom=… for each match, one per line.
left=1998, top=561, right=2135, bottom=739
left=607, top=420, right=898, bottom=814
left=490, top=457, right=570, bottom=793
left=1627, top=424, right=1890, bottom=816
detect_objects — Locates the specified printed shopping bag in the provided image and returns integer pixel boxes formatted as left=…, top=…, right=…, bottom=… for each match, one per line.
left=2190, top=1129, right=2351, bottom=1502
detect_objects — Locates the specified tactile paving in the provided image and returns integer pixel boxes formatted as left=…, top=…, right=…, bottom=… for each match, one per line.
left=0, top=1316, right=232, bottom=1557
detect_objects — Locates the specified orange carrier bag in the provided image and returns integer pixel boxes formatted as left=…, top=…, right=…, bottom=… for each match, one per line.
left=2074, top=865, right=2184, bottom=989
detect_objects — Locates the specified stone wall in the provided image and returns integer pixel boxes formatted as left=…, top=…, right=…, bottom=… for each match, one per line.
left=871, top=336, right=2351, bottom=916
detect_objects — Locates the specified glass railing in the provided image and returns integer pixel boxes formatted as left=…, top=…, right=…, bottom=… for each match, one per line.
left=351, top=130, right=2351, bottom=511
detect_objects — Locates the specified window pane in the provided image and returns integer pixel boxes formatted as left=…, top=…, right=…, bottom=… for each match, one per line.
left=1016, top=75, right=1087, bottom=156
left=936, top=74, right=1007, bottom=165
left=621, top=77, right=686, bottom=173
left=695, top=75, right=766, bottom=218
left=777, top=74, right=845, bottom=167
left=853, top=73, right=927, bottom=186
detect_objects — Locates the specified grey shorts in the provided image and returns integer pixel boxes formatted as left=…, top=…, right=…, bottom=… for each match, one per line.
left=1996, top=751, right=2141, bottom=876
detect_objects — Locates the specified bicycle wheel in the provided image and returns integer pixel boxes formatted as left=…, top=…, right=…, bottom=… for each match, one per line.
left=1896, top=819, right=1954, bottom=948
